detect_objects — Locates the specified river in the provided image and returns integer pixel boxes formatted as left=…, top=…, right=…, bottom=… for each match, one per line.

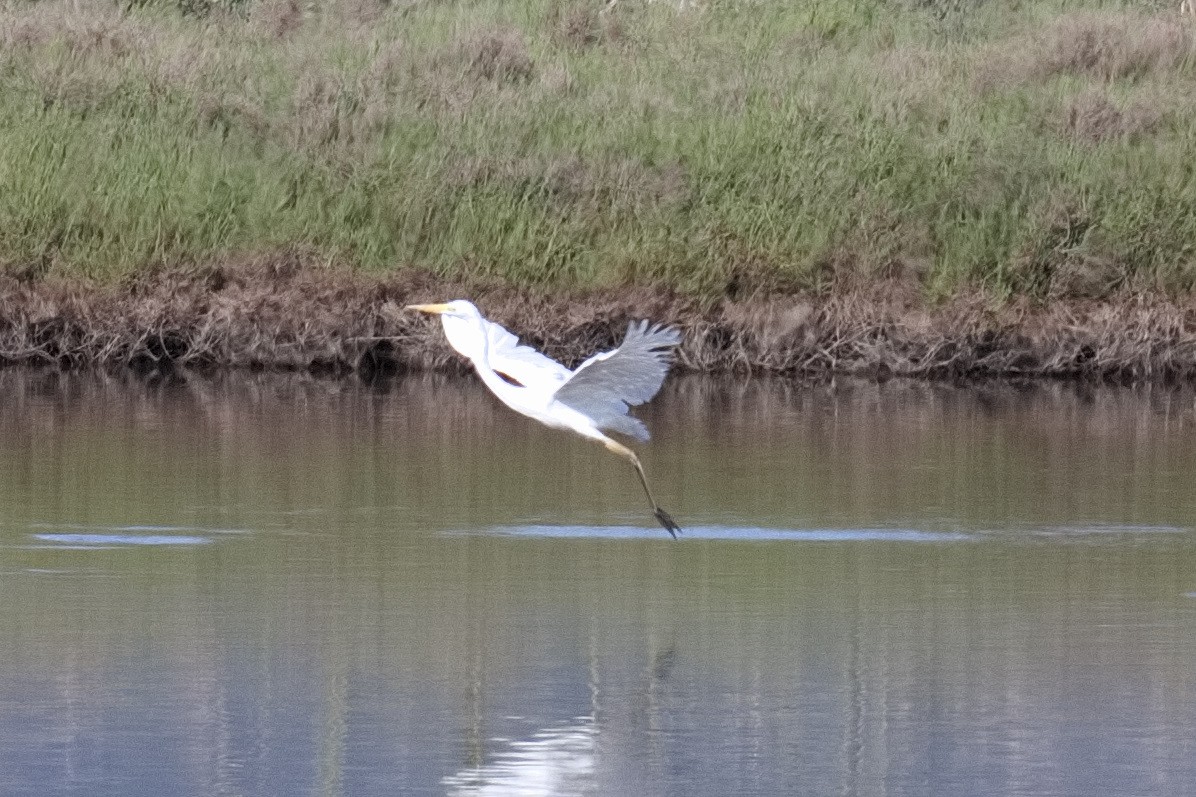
left=1, top=369, right=1194, bottom=796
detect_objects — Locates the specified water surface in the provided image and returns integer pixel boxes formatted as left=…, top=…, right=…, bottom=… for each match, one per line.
left=1, top=370, right=1194, bottom=796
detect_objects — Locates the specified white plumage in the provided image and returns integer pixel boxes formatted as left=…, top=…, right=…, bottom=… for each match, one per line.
left=407, top=299, right=683, bottom=537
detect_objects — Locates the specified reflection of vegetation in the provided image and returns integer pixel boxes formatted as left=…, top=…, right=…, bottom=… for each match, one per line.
left=2, top=369, right=1195, bottom=540
left=1, top=371, right=1195, bottom=792
left=3, top=0, right=1196, bottom=303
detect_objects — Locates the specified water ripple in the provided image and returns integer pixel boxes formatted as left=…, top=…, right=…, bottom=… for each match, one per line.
left=29, top=523, right=250, bottom=535
left=32, top=533, right=212, bottom=547
left=472, top=523, right=1193, bottom=543
left=1032, top=524, right=1189, bottom=536
left=18, top=522, right=254, bottom=549
left=480, top=526, right=972, bottom=542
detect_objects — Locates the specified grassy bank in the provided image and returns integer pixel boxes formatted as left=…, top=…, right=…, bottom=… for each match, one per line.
left=3, top=0, right=1196, bottom=304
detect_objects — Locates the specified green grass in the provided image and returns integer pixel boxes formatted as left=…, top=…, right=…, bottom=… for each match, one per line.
left=3, top=0, right=1196, bottom=303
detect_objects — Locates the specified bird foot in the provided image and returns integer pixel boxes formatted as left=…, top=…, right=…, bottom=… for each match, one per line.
left=654, top=507, right=682, bottom=539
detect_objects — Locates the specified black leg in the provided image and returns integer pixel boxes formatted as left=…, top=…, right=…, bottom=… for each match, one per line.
left=653, top=506, right=682, bottom=539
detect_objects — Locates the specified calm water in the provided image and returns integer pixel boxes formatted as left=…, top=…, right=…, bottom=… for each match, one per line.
left=1, top=369, right=1195, bottom=797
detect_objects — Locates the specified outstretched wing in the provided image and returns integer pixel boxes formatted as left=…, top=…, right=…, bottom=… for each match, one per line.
left=552, top=321, right=682, bottom=441
left=481, top=316, right=572, bottom=389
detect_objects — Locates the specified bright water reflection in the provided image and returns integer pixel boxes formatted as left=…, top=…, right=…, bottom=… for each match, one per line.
left=1, top=369, right=1195, bottom=796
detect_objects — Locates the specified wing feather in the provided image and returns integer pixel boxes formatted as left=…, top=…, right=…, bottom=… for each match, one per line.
left=480, top=317, right=571, bottom=388
left=552, top=321, right=681, bottom=441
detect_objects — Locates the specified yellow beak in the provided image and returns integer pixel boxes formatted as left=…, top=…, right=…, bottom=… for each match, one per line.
left=405, top=303, right=452, bottom=314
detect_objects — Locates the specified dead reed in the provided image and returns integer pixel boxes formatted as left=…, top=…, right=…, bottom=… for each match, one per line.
left=3, top=259, right=1195, bottom=381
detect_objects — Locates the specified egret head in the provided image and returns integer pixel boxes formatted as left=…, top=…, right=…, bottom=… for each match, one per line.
left=405, top=299, right=486, bottom=360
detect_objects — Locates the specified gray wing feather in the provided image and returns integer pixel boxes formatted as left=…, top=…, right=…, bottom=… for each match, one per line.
left=552, top=321, right=682, bottom=441
left=481, top=317, right=571, bottom=388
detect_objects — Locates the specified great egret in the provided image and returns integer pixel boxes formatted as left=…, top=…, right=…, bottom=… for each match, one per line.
left=406, top=300, right=683, bottom=537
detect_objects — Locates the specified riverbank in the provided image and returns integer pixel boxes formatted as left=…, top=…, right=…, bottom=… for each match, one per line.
left=4, top=0, right=1196, bottom=380
left=3, top=260, right=1195, bottom=380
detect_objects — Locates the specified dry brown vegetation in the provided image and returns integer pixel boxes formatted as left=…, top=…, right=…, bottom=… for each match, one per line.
left=3, top=258, right=1196, bottom=381
left=550, top=1, right=624, bottom=49
left=972, top=11, right=1196, bottom=90
left=249, top=0, right=303, bottom=39
left=1058, top=89, right=1163, bottom=143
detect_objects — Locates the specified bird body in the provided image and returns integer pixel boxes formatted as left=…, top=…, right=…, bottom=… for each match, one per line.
left=407, top=300, right=683, bottom=536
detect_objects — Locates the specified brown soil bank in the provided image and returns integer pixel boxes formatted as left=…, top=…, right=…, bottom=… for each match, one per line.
left=3, top=259, right=1196, bottom=382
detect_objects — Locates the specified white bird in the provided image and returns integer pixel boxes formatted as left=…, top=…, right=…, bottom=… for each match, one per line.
left=406, top=300, right=683, bottom=537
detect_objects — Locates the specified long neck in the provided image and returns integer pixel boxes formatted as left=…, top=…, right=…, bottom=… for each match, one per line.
left=445, top=317, right=524, bottom=410
left=468, top=353, right=526, bottom=412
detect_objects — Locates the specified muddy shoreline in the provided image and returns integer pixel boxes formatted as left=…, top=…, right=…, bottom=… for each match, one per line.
left=3, top=262, right=1196, bottom=382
